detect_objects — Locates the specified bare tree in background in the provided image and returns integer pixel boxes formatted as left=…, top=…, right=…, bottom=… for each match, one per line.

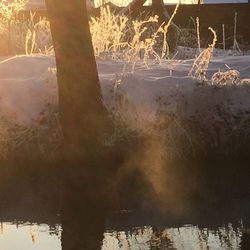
left=119, top=0, right=179, bottom=52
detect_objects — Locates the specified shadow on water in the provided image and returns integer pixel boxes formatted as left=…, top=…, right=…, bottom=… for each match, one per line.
left=59, top=158, right=109, bottom=250
left=0, top=155, right=250, bottom=249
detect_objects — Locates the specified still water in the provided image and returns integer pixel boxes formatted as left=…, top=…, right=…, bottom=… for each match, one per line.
left=0, top=221, right=249, bottom=249
left=0, top=222, right=61, bottom=250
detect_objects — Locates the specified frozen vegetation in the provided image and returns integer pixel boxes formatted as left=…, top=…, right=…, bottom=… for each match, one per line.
left=0, top=53, right=250, bottom=159
left=0, top=3, right=250, bottom=159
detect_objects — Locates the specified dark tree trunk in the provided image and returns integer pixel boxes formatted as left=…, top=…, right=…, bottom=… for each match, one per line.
left=45, top=0, right=112, bottom=156
left=152, top=0, right=168, bottom=21
left=44, top=5, right=116, bottom=250
left=151, top=0, right=179, bottom=53
left=120, top=0, right=169, bottom=22
left=118, top=0, right=147, bottom=16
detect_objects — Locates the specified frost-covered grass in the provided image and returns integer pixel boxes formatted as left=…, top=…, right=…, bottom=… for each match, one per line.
left=0, top=0, right=53, bottom=55
left=0, top=55, right=250, bottom=160
left=109, top=65, right=250, bottom=160
left=90, top=7, right=165, bottom=66
left=0, top=5, right=176, bottom=62
left=0, top=104, right=62, bottom=159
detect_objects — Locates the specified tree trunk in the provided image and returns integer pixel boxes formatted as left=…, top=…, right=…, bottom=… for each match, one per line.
left=44, top=5, right=115, bottom=249
left=118, top=0, right=147, bottom=16
left=45, top=0, right=112, bottom=156
left=152, top=0, right=169, bottom=21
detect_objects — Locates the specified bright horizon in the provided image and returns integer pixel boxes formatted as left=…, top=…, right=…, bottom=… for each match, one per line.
left=25, top=0, right=248, bottom=9
left=99, top=0, right=248, bottom=6
left=104, top=0, right=199, bottom=6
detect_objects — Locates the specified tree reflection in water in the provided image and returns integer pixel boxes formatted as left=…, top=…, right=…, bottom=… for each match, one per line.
left=58, top=159, right=250, bottom=250
left=102, top=224, right=250, bottom=249
left=61, top=195, right=106, bottom=250
left=59, top=174, right=250, bottom=250
left=60, top=160, right=110, bottom=250
left=1, top=159, right=249, bottom=249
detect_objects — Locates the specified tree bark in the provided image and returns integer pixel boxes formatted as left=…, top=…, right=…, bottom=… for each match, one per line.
left=152, top=0, right=169, bottom=21
left=44, top=5, right=115, bottom=249
left=45, top=0, right=112, bottom=156
left=118, top=0, right=147, bottom=16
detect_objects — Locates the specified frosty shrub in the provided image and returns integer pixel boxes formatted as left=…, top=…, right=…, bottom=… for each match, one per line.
left=0, top=4, right=178, bottom=61
left=0, top=0, right=27, bottom=54
left=0, top=104, right=62, bottom=160
left=90, top=6, right=128, bottom=58
left=90, top=6, right=179, bottom=69
left=0, top=0, right=53, bottom=55
left=25, top=14, right=53, bottom=55
left=0, top=0, right=27, bottom=20
left=90, top=6, right=162, bottom=63
left=211, top=69, right=241, bottom=87
left=189, top=27, right=217, bottom=81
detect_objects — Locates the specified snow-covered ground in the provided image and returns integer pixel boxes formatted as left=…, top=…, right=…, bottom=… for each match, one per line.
left=0, top=55, right=56, bottom=124
left=0, top=54, right=249, bottom=124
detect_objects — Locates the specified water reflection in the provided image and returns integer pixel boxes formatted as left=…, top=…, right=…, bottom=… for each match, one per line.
left=61, top=201, right=106, bottom=250
left=1, top=220, right=250, bottom=249
left=103, top=223, right=247, bottom=249
left=0, top=158, right=249, bottom=249
left=0, top=222, right=61, bottom=250
left=60, top=162, right=108, bottom=250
